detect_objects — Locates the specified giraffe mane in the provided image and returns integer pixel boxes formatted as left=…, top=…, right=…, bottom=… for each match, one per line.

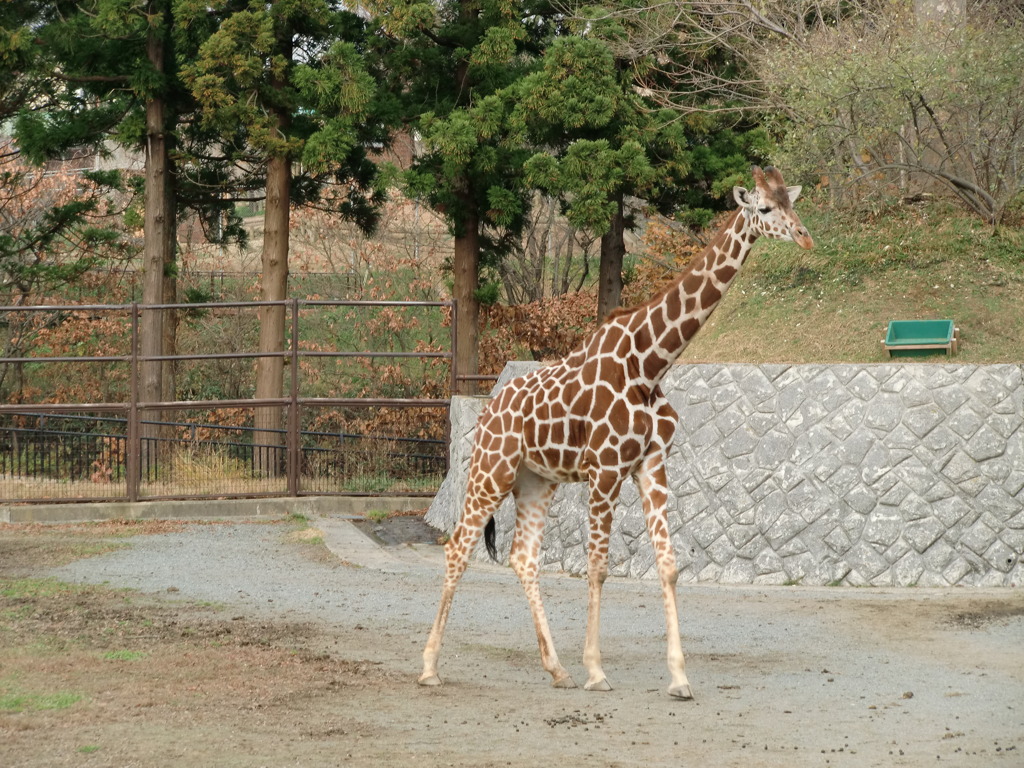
left=600, top=207, right=743, bottom=331
left=604, top=305, right=633, bottom=322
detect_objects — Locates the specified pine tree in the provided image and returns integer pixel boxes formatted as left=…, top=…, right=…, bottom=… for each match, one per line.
left=181, top=0, right=386, bottom=474
left=0, top=1, right=129, bottom=302
left=515, top=34, right=667, bottom=320
left=367, top=0, right=560, bottom=393
left=517, top=14, right=770, bottom=321
left=12, top=0, right=220, bottom=465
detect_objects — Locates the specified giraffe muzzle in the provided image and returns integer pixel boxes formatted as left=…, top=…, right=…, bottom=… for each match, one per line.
left=793, top=227, right=814, bottom=250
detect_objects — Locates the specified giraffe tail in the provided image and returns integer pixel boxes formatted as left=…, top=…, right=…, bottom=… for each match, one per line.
left=483, top=517, right=498, bottom=561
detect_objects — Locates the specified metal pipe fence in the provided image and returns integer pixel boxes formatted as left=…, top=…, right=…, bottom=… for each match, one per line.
left=59, top=270, right=363, bottom=303
left=0, top=299, right=456, bottom=504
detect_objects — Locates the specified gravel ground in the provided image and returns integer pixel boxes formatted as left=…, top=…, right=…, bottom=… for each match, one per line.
left=48, top=516, right=1024, bottom=767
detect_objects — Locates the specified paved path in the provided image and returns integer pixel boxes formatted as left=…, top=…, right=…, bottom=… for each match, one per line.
left=50, top=515, right=1024, bottom=767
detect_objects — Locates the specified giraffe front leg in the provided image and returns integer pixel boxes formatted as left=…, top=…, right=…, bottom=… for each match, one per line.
left=658, top=564, right=692, bottom=700
left=583, top=537, right=612, bottom=692
left=636, top=453, right=692, bottom=700
left=582, top=470, right=623, bottom=692
left=510, top=471, right=576, bottom=689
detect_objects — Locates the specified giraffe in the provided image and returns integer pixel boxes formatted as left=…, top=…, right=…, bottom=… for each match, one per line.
left=419, top=165, right=813, bottom=699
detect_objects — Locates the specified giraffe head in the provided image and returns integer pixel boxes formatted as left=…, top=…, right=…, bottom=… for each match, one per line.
left=733, top=166, right=814, bottom=250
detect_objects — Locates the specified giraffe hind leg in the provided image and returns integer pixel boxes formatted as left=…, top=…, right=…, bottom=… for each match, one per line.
left=419, top=482, right=507, bottom=686
left=508, top=470, right=576, bottom=689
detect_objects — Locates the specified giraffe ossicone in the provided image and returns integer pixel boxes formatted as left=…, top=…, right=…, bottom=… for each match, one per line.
left=420, top=165, right=813, bottom=698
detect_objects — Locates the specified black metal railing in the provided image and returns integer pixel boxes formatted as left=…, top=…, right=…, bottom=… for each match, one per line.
left=0, top=299, right=458, bottom=504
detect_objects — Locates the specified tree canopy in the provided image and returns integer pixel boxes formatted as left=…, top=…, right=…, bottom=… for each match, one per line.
left=761, top=5, right=1024, bottom=225
left=5, top=0, right=1020, bottom=401
left=0, top=1, right=132, bottom=301
left=365, top=0, right=562, bottom=390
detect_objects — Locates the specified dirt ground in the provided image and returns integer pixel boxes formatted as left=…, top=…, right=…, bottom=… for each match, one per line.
left=1, top=516, right=1023, bottom=768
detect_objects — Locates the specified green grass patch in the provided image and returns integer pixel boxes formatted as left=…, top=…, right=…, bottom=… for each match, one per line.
left=101, top=650, right=148, bottom=662
left=342, top=472, right=399, bottom=494
left=340, top=472, right=443, bottom=494
left=0, top=681, right=83, bottom=713
left=0, top=577, right=90, bottom=600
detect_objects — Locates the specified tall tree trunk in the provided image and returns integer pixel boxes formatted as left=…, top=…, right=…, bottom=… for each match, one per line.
left=597, top=194, right=625, bottom=321
left=139, top=22, right=173, bottom=481
left=161, top=210, right=177, bottom=407
left=451, top=0, right=481, bottom=395
left=453, top=199, right=480, bottom=395
left=254, top=143, right=290, bottom=477
left=253, top=11, right=292, bottom=479
left=158, top=155, right=177, bottom=466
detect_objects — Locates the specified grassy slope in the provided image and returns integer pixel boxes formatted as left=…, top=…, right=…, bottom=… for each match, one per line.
left=678, top=202, right=1024, bottom=364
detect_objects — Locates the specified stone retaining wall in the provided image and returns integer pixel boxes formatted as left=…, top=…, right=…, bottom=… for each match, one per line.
left=427, top=363, right=1024, bottom=587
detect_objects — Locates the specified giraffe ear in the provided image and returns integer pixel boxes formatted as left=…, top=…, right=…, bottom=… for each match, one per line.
left=787, top=185, right=802, bottom=203
left=733, top=186, right=752, bottom=207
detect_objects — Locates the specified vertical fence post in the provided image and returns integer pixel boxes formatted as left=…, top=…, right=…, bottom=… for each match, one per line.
left=127, top=303, right=140, bottom=502
left=287, top=298, right=300, bottom=497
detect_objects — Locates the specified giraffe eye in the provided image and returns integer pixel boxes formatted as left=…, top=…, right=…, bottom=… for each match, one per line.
left=758, top=206, right=771, bottom=214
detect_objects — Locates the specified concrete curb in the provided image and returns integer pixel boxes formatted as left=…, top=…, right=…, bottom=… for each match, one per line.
left=0, top=495, right=429, bottom=524
left=314, top=515, right=446, bottom=572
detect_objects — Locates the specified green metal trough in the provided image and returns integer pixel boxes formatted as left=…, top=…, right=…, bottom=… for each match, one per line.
left=883, top=320, right=959, bottom=357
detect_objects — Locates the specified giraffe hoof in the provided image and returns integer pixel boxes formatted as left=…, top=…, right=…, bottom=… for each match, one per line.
left=668, top=683, right=693, bottom=700
left=551, top=675, right=578, bottom=689
left=584, top=678, right=612, bottom=692
left=418, top=674, right=443, bottom=687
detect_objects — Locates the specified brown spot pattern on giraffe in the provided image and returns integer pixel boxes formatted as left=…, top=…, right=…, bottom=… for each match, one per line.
left=680, top=317, right=701, bottom=341
left=700, top=281, right=722, bottom=310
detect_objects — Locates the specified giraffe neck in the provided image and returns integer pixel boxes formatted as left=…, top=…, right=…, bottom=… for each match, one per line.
left=633, top=208, right=758, bottom=387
